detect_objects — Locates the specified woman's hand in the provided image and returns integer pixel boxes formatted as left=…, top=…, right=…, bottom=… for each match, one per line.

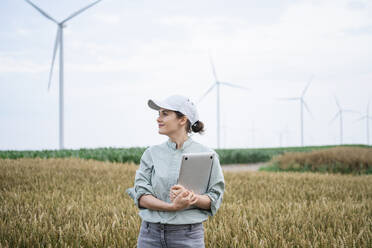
left=170, top=189, right=198, bottom=211
left=170, top=184, right=186, bottom=202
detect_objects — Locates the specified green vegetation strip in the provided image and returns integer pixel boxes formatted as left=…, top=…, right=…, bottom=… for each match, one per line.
left=0, top=144, right=369, bottom=165
left=0, top=158, right=371, bottom=247
left=260, top=147, right=372, bottom=174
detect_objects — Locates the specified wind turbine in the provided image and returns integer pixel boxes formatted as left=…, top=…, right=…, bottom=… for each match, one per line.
left=25, top=0, right=103, bottom=150
left=247, top=121, right=258, bottom=148
left=355, top=100, right=372, bottom=145
left=329, top=97, right=359, bottom=145
left=275, top=125, right=290, bottom=147
left=221, top=110, right=229, bottom=148
left=198, top=55, right=250, bottom=149
left=277, top=75, right=314, bottom=147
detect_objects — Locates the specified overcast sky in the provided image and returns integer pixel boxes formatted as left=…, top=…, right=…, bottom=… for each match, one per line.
left=1, top=0, right=371, bottom=150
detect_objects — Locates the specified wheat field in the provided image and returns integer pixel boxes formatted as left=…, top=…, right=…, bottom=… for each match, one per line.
left=0, top=158, right=371, bottom=247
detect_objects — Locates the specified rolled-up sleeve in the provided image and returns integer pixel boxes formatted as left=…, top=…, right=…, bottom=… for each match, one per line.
left=133, top=147, right=155, bottom=209
left=203, top=152, right=225, bottom=216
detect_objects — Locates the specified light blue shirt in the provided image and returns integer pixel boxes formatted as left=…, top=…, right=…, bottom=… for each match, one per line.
left=126, top=136, right=225, bottom=224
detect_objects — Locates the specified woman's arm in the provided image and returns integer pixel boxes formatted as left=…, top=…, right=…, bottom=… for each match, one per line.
left=138, top=194, right=174, bottom=211
left=133, top=148, right=156, bottom=209
left=139, top=189, right=198, bottom=211
left=193, top=194, right=211, bottom=210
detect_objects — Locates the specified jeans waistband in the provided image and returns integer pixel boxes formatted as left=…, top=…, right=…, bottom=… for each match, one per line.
left=143, top=220, right=203, bottom=231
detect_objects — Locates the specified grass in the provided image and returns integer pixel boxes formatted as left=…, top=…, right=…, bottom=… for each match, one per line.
left=1, top=158, right=371, bottom=247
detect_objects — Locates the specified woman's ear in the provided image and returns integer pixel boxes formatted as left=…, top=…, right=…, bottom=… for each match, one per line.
left=179, top=116, right=188, bottom=125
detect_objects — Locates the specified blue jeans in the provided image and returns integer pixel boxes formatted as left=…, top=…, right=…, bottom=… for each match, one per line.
left=137, top=220, right=205, bottom=248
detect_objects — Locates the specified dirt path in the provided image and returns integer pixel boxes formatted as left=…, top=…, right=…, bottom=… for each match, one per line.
left=221, top=162, right=268, bottom=172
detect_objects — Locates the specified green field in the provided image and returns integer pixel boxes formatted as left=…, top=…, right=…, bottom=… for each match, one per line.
left=0, top=144, right=369, bottom=165
left=0, top=158, right=371, bottom=247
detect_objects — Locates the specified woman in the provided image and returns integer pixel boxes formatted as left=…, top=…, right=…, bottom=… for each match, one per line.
left=126, top=94, right=225, bottom=248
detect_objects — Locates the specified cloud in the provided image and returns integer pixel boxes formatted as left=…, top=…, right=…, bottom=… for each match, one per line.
left=16, top=28, right=32, bottom=36
left=2, top=0, right=371, bottom=149
left=344, top=25, right=372, bottom=35
left=347, top=0, right=367, bottom=10
left=0, top=55, right=47, bottom=73
left=93, top=13, right=121, bottom=24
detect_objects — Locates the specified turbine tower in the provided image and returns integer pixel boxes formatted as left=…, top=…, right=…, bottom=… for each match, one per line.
left=275, top=125, right=289, bottom=147
left=25, top=0, right=103, bottom=150
left=247, top=121, right=258, bottom=148
left=329, top=97, right=359, bottom=145
left=277, top=75, right=314, bottom=147
left=198, top=55, right=250, bottom=149
left=355, top=100, right=372, bottom=145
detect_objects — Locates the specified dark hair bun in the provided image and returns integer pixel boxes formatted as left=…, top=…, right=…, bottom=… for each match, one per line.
left=191, top=121, right=205, bottom=134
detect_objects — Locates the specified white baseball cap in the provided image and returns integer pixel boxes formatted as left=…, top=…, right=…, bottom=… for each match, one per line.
left=148, top=95, right=199, bottom=126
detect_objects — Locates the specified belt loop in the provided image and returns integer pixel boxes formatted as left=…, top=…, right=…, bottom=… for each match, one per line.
left=189, top=224, right=193, bottom=231
left=146, top=221, right=149, bottom=229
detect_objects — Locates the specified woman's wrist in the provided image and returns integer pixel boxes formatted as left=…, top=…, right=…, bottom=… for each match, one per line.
left=191, top=194, right=200, bottom=206
left=167, top=202, right=178, bottom=211
left=193, top=194, right=211, bottom=210
left=197, top=194, right=201, bottom=202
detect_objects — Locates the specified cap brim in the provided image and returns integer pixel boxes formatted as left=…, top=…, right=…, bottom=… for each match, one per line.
left=148, top=99, right=161, bottom=110
left=148, top=99, right=177, bottom=112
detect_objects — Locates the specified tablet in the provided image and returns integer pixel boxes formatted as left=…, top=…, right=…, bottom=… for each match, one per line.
left=177, top=152, right=215, bottom=195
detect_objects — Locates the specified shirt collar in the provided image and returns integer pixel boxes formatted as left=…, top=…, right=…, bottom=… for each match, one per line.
left=166, top=136, right=193, bottom=151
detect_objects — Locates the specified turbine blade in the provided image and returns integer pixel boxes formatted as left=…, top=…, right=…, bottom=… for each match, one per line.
left=301, top=74, right=314, bottom=97
left=334, top=96, right=341, bottom=109
left=208, top=54, right=218, bottom=83
left=62, top=0, right=102, bottom=23
left=303, top=100, right=313, bottom=118
left=220, top=82, right=250, bottom=91
left=48, top=28, right=61, bottom=91
left=329, top=111, right=340, bottom=124
left=198, top=83, right=216, bottom=103
left=24, top=0, right=58, bottom=24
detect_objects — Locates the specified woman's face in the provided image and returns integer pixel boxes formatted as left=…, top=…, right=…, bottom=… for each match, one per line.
left=157, top=108, right=187, bottom=136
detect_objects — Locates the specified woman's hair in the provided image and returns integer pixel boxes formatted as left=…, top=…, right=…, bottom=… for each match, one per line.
left=175, top=111, right=205, bottom=134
